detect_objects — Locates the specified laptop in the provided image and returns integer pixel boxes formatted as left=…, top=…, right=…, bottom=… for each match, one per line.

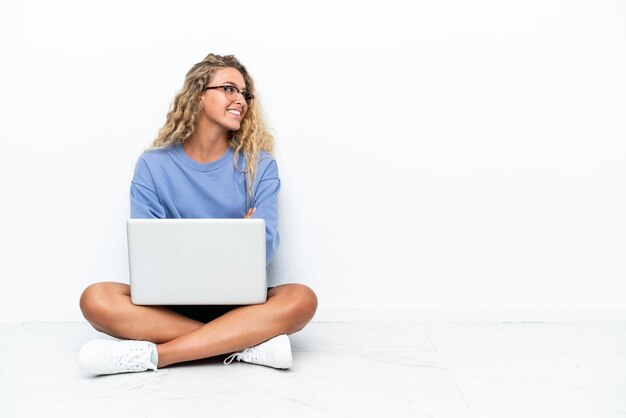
left=127, top=218, right=267, bottom=305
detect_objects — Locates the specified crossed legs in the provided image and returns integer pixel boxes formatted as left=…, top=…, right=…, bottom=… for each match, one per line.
left=79, top=282, right=318, bottom=368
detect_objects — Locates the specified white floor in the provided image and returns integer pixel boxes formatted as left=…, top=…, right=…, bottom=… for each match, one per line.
left=0, top=320, right=625, bottom=417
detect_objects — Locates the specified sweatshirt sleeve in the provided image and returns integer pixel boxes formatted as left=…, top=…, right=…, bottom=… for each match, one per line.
left=251, top=159, right=281, bottom=264
left=130, top=157, right=166, bottom=219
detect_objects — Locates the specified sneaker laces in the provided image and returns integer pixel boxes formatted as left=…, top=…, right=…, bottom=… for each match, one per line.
left=115, top=344, right=156, bottom=371
left=223, top=345, right=265, bottom=365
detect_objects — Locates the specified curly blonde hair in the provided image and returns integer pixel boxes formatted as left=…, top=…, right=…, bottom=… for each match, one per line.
left=151, top=53, right=274, bottom=203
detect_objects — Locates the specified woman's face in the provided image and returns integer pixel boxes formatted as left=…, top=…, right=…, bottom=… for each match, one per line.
left=199, top=67, right=248, bottom=133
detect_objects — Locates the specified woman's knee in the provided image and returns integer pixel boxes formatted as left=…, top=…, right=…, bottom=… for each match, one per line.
left=79, top=282, right=126, bottom=322
left=280, top=284, right=318, bottom=330
left=296, top=284, right=318, bottom=320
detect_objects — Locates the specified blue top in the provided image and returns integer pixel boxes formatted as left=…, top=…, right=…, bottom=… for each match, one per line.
left=130, top=143, right=281, bottom=264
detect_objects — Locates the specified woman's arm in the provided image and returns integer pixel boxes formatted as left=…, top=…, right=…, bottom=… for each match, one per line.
left=249, top=159, right=281, bottom=264
left=130, top=157, right=166, bottom=219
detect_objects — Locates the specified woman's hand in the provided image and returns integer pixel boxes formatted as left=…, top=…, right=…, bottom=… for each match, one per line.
left=244, top=207, right=257, bottom=219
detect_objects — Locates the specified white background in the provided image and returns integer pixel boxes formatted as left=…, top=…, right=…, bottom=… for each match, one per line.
left=0, top=0, right=624, bottom=321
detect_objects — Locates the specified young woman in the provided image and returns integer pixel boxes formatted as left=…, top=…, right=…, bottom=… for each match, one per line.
left=78, top=54, right=318, bottom=375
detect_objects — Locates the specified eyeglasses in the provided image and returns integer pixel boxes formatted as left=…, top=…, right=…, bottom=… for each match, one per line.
left=204, top=85, right=254, bottom=106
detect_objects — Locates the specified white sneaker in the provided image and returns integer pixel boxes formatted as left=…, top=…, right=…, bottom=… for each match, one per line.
left=224, top=334, right=292, bottom=369
left=79, top=339, right=158, bottom=375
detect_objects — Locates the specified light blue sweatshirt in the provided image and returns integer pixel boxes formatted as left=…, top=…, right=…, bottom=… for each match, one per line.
left=130, top=143, right=280, bottom=264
